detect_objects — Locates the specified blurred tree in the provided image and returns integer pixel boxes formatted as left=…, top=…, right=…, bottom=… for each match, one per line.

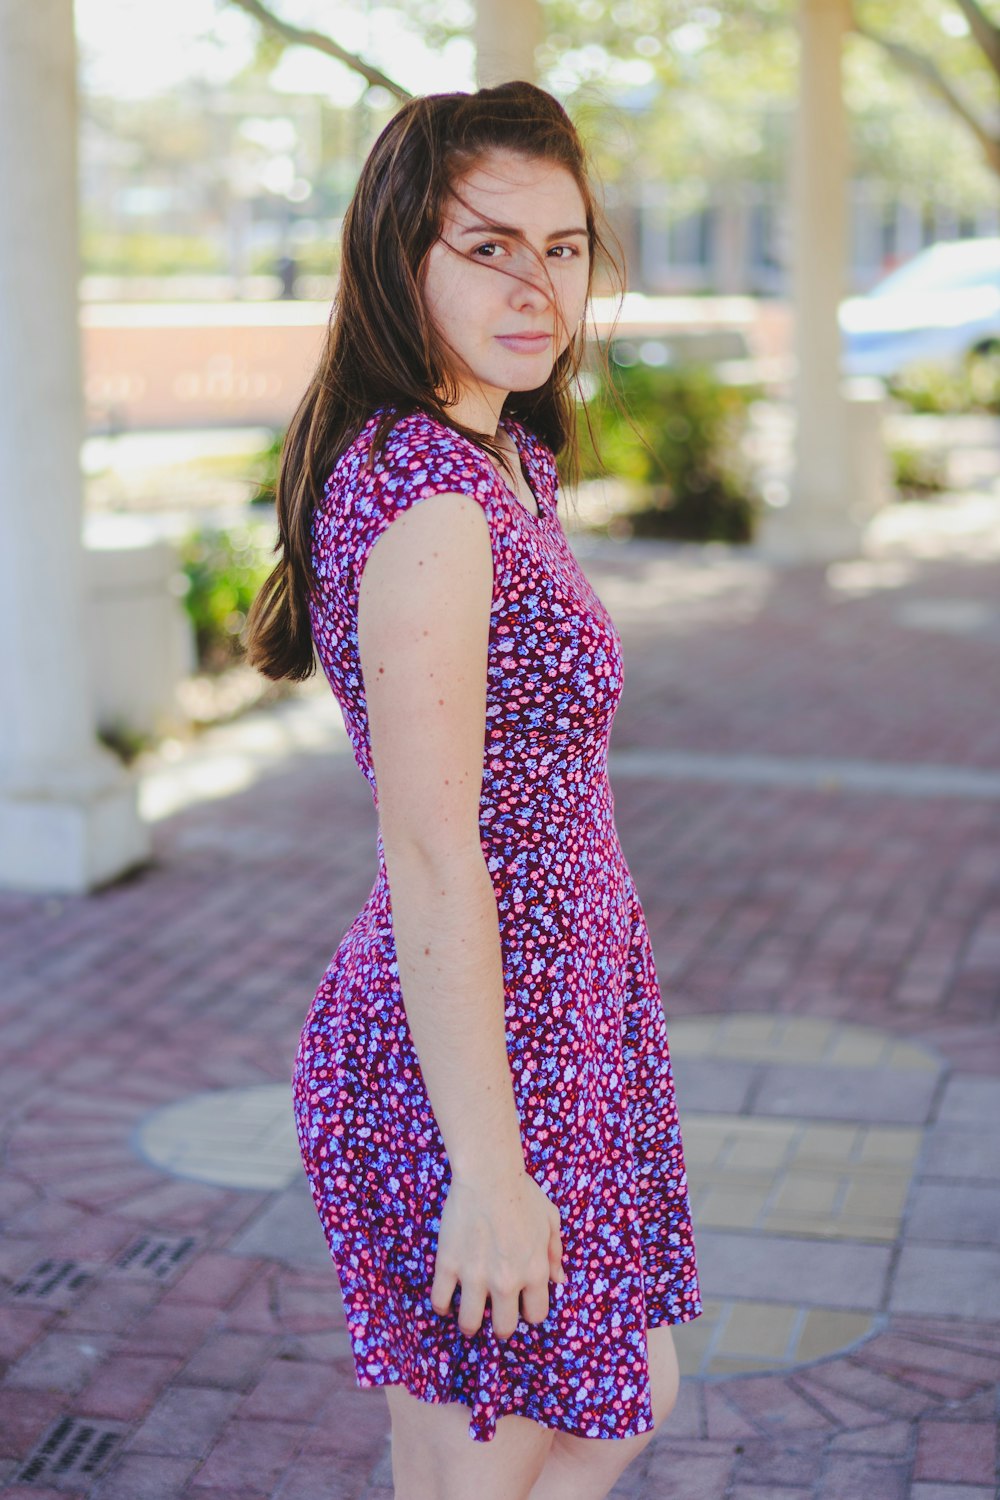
left=535, top=0, right=998, bottom=189
left=852, top=0, right=998, bottom=176
left=226, top=0, right=411, bottom=97
left=218, top=0, right=998, bottom=232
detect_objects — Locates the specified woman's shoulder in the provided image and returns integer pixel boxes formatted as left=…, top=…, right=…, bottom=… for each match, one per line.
left=314, top=406, right=503, bottom=593
left=326, top=404, right=499, bottom=508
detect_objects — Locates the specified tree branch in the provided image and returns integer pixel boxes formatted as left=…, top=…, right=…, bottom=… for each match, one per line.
left=852, top=17, right=1000, bottom=176
left=227, top=0, right=412, bottom=101
left=951, top=0, right=1000, bottom=77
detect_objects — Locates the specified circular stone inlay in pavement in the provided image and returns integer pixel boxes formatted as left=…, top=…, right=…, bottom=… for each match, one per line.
left=131, top=1014, right=945, bottom=1381
left=133, top=1083, right=300, bottom=1191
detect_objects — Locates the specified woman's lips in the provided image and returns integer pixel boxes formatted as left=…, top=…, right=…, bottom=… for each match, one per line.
left=495, top=333, right=552, bottom=353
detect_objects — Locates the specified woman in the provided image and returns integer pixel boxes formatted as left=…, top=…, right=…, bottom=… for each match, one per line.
left=245, top=79, right=703, bottom=1500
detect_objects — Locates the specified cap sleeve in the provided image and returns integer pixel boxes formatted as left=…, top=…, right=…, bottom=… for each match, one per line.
left=313, top=410, right=501, bottom=601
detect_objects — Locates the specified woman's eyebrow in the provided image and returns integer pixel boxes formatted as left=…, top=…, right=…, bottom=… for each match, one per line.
left=456, top=221, right=588, bottom=240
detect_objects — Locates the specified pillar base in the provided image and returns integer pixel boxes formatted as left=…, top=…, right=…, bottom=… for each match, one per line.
left=0, top=749, right=151, bottom=894
left=755, top=382, right=891, bottom=565
left=755, top=506, right=870, bottom=564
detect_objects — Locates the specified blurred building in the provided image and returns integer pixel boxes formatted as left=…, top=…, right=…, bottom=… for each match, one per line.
left=636, top=180, right=1000, bottom=297
left=78, top=84, right=1000, bottom=303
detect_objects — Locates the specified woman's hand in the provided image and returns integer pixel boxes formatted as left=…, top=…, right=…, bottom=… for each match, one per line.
left=430, top=1167, right=566, bottom=1339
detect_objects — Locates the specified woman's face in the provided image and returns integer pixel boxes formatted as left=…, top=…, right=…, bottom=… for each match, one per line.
left=421, top=150, right=591, bottom=425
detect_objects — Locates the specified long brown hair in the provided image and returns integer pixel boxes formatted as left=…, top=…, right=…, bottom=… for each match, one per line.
left=243, top=79, right=623, bottom=682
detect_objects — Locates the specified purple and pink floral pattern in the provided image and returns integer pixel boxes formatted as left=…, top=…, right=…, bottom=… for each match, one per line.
left=293, top=406, right=702, bottom=1443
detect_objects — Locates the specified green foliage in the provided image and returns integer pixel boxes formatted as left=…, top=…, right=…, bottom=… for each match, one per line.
left=887, top=347, right=1000, bottom=415
left=97, top=719, right=154, bottom=766
left=82, top=229, right=224, bottom=276
left=177, top=524, right=275, bottom=673
left=968, top=343, right=1000, bottom=413
left=890, top=443, right=949, bottom=496
left=574, top=359, right=763, bottom=542
left=247, top=431, right=286, bottom=506
left=248, top=242, right=341, bottom=277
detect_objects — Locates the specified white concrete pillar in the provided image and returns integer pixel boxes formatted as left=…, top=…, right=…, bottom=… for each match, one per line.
left=761, top=0, right=883, bottom=561
left=0, top=0, right=149, bottom=892
left=474, top=0, right=540, bottom=85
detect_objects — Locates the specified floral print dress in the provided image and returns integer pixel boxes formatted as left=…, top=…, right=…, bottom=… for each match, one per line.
left=293, top=405, right=703, bottom=1443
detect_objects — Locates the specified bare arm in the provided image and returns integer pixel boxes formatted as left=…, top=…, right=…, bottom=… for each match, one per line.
left=359, top=491, right=522, bottom=1182
left=357, top=490, right=563, bottom=1336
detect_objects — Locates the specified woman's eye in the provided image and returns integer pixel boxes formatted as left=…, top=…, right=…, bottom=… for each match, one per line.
left=470, top=241, right=581, bottom=261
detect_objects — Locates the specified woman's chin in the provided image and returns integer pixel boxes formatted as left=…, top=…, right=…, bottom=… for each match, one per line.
left=501, top=365, right=556, bottom=394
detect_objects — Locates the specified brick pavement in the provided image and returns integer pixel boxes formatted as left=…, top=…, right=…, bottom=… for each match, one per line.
left=2, top=500, right=1000, bottom=1498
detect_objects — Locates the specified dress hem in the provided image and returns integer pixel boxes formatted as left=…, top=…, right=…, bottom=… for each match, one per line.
left=349, top=1297, right=706, bottom=1444
left=355, top=1371, right=660, bottom=1445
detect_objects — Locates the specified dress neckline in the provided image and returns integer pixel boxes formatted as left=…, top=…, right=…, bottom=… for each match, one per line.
left=495, top=416, right=547, bottom=526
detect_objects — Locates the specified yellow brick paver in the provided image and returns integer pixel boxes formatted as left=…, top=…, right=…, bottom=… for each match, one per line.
left=696, top=1184, right=772, bottom=1228
left=672, top=1300, right=723, bottom=1377
left=769, top=1175, right=842, bottom=1217
left=827, top=1217, right=900, bottom=1241
left=885, top=1039, right=942, bottom=1071
left=721, top=1135, right=793, bottom=1172
left=717, top=1301, right=800, bottom=1359
left=840, top=1174, right=911, bottom=1217
left=791, top=1123, right=862, bottom=1164
left=665, top=1019, right=722, bottom=1055
left=670, top=1013, right=942, bottom=1071
left=856, top=1125, right=923, bottom=1164
left=706, top=1354, right=784, bottom=1374
left=824, top=1030, right=890, bottom=1066
left=794, top=1310, right=876, bottom=1362
left=718, top=1015, right=782, bottom=1049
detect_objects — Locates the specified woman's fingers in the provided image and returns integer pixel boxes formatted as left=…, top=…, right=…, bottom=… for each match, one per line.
left=490, top=1288, right=525, bottom=1340
left=517, top=1280, right=550, bottom=1328
left=439, top=1266, right=560, bottom=1340
left=430, top=1263, right=458, bottom=1318
left=456, top=1280, right=487, bottom=1337
left=549, top=1220, right=565, bottom=1282
left=430, top=1180, right=566, bottom=1339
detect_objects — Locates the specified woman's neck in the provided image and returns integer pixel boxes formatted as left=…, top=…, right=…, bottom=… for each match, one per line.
left=437, top=382, right=508, bottom=440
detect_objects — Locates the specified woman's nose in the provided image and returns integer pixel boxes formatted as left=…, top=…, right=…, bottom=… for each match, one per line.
left=508, top=260, right=550, bottom=310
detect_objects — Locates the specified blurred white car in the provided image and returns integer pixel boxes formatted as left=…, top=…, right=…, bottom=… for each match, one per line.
left=840, top=238, right=1000, bottom=378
